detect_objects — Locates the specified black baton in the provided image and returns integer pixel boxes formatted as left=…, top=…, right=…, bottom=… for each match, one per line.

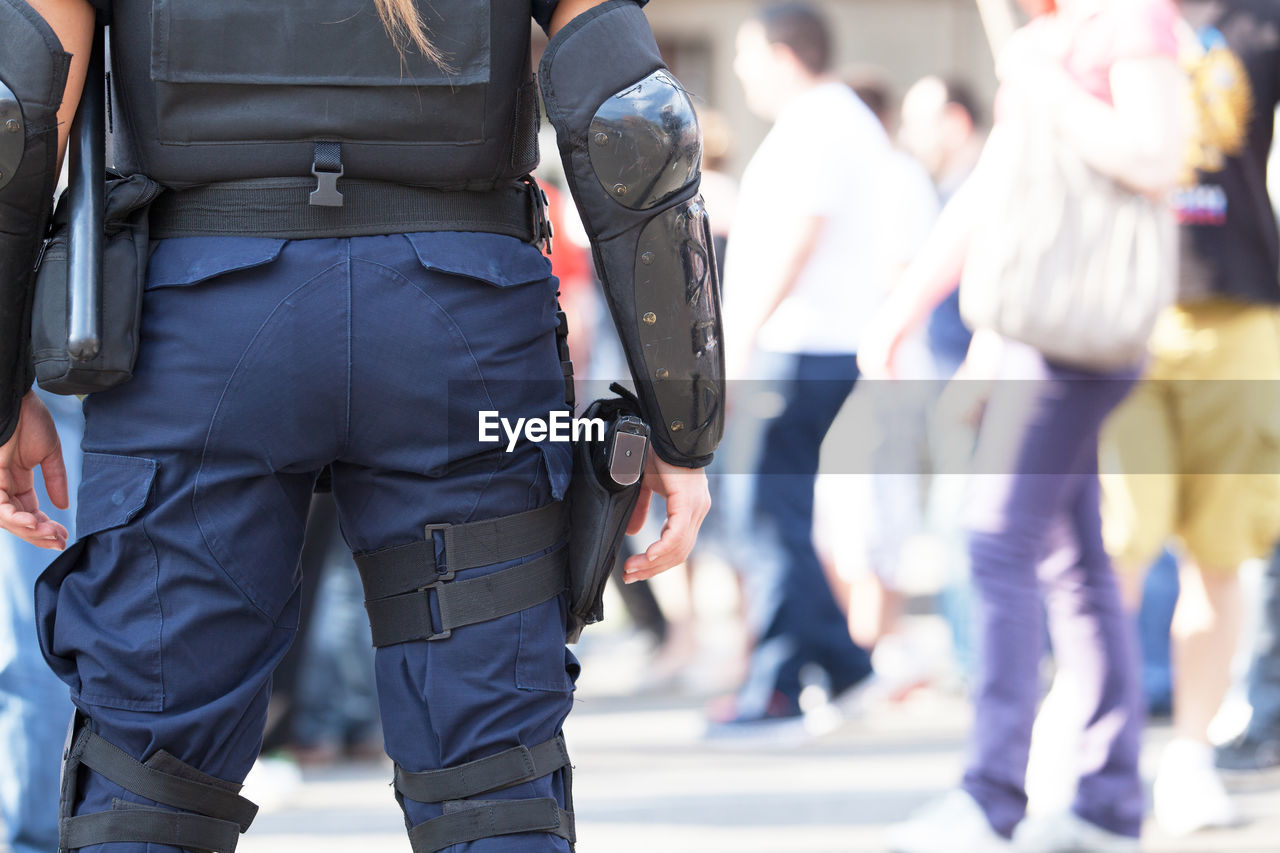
left=66, top=24, right=105, bottom=362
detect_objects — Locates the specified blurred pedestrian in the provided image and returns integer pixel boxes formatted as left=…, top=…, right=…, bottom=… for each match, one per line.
left=709, top=1, right=889, bottom=739
left=292, top=530, right=382, bottom=765
left=898, top=75, right=986, bottom=379
left=823, top=71, right=939, bottom=659
left=863, top=0, right=1187, bottom=849
left=1218, top=544, right=1280, bottom=778
left=1098, top=0, right=1280, bottom=835
left=0, top=390, right=80, bottom=853
left=894, top=75, right=991, bottom=681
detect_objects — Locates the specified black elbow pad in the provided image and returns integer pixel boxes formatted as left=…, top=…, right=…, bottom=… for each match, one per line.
left=0, top=0, right=71, bottom=444
left=540, top=0, right=724, bottom=468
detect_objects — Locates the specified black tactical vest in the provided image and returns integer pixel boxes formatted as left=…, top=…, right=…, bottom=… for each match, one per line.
left=108, top=0, right=540, bottom=190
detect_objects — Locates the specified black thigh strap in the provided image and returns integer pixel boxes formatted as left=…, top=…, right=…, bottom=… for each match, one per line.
left=62, top=806, right=242, bottom=853
left=395, top=734, right=570, bottom=803
left=408, top=798, right=575, bottom=853
left=71, top=727, right=257, bottom=829
left=364, top=546, right=567, bottom=646
left=355, top=502, right=566, bottom=602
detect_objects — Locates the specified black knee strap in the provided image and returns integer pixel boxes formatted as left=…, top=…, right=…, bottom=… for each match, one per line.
left=59, top=717, right=257, bottom=852
left=409, top=798, right=575, bottom=852
left=396, top=735, right=576, bottom=853
left=354, top=502, right=569, bottom=645
left=395, top=734, right=570, bottom=803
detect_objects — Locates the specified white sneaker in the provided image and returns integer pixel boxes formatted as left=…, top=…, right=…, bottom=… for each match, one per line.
left=887, top=789, right=1013, bottom=853
left=1014, top=811, right=1139, bottom=852
left=804, top=673, right=881, bottom=736
left=1153, top=739, right=1238, bottom=836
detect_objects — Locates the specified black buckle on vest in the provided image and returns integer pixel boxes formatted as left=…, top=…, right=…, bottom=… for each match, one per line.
left=310, top=141, right=344, bottom=207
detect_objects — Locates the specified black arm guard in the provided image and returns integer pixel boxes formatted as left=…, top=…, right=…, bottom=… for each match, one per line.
left=540, top=0, right=724, bottom=468
left=0, top=0, right=70, bottom=444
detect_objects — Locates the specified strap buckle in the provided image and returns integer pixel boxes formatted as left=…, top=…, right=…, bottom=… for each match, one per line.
left=522, top=176, right=553, bottom=255
left=418, top=583, right=453, bottom=642
left=309, top=141, right=344, bottom=207
left=418, top=522, right=456, bottom=640
left=310, top=164, right=344, bottom=207
left=422, top=522, right=456, bottom=582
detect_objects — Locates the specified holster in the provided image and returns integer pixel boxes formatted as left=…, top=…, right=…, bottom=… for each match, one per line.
left=566, top=391, right=646, bottom=643
left=31, top=172, right=162, bottom=395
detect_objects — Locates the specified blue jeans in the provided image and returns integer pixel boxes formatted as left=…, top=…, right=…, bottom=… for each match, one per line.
left=1137, top=550, right=1179, bottom=716
left=962, top=344, right=1143, bottom=839
left=1245, top=543, right=1280, bottom=733
left=0, top=391, right=82, bottom=853
left=734, top=353, right=873, bottom=717
left=35, top=233, right=576, bottom=851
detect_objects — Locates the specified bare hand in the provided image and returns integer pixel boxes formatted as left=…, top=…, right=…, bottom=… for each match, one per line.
left=857, top=320, right=905, bottom=380
left=0, top=391, right=69, bottom=550
left=936, top=375, right=993, bottom=430
left=996, top=26, right=1072, bottom=113
left=621, top=454, right=711, bottom=583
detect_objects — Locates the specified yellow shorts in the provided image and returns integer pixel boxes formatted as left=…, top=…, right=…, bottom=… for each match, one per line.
left=1101, top=300, right=1280, bottom=572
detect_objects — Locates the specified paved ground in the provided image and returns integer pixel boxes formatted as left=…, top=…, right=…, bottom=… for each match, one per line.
left=5, top=654, right=1279, bottom=852
left=239, top=688, right=1280, bottom=853
left=7, top=569, right=1279, bottom=852
left=235, top=597, right=1280, bottom=853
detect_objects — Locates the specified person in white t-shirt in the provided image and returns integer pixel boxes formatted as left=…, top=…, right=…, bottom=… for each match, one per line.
left=708, top=2, right=892, bottom=739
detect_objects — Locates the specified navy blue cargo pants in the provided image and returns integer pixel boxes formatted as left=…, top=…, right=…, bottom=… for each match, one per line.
left=34, top=232, right=577, bottom=851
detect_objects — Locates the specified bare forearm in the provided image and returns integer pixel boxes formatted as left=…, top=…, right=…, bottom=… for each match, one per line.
left=879, top=179, right=978, bottom=337
left=26, top=0, right=95, bottom=167
left=1047, top=58, right=1188, bottom=194
left=744, top=214, right=823, bottom=340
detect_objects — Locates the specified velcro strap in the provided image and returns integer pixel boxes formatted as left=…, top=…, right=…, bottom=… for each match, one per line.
left=365, top=547, right=567, bottom=647
left=61, top=807, right=242, bottom=853
left=407, top=798, right=575, bottom=853
left=356, top=502, right=565, bottom=601
left=74, top=728, right=258, bottom=830
left=395, top=735, right=570, bottom=803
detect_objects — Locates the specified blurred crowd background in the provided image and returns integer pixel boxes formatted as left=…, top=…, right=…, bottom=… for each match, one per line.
left=6, top=0, right=1280, bottom=851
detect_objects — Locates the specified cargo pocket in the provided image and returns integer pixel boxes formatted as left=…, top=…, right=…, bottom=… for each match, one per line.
left=35, top=453, right=164, bottom=712
left=516, top=591, right=576, bottom=694
left=517, top=463, right=574, bottom=695
left=146, top=237, right=287, bottom=291
left=403, top=232, right=553, bottom=290
left=514, top=446, right=573, bottom=693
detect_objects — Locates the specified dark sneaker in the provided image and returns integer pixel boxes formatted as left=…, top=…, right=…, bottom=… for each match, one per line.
left=1215, top=724, right=1280, bottom=782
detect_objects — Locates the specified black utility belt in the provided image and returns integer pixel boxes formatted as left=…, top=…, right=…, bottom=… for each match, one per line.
left=149, top=177, right=552, bottom=245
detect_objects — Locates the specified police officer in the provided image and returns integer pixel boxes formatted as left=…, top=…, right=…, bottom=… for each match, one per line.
left=0, top=0, right=723, bottom=850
